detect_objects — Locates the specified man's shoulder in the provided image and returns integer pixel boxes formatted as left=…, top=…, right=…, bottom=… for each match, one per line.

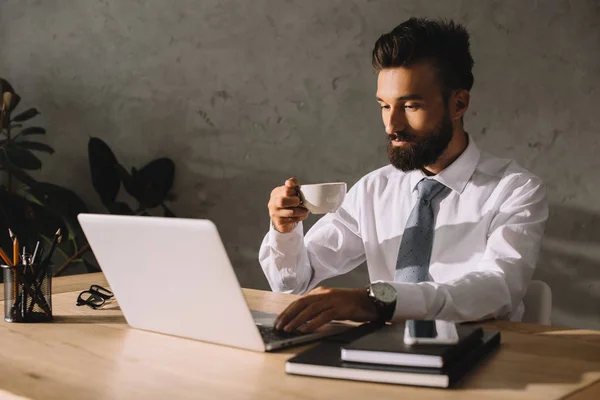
left=475, top=150, right=545, bottom=196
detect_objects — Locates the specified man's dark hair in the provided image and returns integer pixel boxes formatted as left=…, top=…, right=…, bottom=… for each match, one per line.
left=372, top=18, right=474, bottom=93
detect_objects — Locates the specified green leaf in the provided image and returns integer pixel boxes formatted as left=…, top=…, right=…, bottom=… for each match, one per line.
left=23, top=182, right=89, bottom=252
left=88, top=137, right=121, bottom=208
left=22, top=183, right=86, bottom=248
left=15, top=140, right=55, bottom=154
left=27, top=182, right=89, bottom=221
left=12, top=107, right=39, bottom=122
left=56, top=231, right=76, bottom=255
left=62, top=219, right=81, bottom=244
left=20, top=127, right=46, bottom=135
left=4, top=145, right=42, bottom=170
left=127, top=158, right=175, bottom=209
left=0, top=154, right=38, bottom=186
left=8, top=167, right=37, bottom=186
left=82, top=258, right=101, bottom=273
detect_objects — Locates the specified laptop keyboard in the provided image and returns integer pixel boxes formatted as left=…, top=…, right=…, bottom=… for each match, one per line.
left=257, top=325, right=306, bottom=342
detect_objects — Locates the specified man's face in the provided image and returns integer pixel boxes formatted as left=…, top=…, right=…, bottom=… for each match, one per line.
left=376, top=62, right=454, bottom=172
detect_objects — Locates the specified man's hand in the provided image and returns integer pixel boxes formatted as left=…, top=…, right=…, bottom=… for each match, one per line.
left=274, top=287, right=378, bottom=333
left=268, top=177, right=309, bottom=234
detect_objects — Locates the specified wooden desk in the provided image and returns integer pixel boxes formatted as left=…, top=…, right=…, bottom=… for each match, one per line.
left=0, top=273, right=599, bottom=400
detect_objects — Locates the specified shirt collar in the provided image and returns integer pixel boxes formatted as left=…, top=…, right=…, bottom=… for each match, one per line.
left=408, top=133, right=480, bottom=194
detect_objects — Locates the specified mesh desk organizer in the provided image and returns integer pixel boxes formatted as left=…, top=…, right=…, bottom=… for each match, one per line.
left=2, top=259, right=53, bottom=322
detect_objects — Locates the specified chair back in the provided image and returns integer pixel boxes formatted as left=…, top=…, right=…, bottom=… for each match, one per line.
left=522, top=280, right=552, bottom=325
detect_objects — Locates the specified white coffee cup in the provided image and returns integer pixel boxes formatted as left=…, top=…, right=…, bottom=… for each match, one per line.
left=299, top=182, right=347, bottom=214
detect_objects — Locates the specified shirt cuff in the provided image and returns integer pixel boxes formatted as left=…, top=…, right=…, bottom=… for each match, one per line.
left=268, top=220, right=304, bottom=251
left=386, top=281, right=429, bottom=322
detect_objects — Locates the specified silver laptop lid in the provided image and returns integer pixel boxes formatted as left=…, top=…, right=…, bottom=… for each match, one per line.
left=77, top=213, right=265, bottom=352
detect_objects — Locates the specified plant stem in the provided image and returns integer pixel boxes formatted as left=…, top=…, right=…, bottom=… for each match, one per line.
left=54, top=242, right=90, bottom=277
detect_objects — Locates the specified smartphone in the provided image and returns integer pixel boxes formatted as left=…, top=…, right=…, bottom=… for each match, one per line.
left=403, top=320, right=459, bottom=345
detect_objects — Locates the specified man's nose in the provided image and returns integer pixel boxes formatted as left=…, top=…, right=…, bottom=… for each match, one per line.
left=386, top=108, right=406, bottom=135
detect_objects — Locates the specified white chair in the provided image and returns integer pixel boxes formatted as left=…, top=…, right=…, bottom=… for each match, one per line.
left=521, top=280, right=552, bottom=325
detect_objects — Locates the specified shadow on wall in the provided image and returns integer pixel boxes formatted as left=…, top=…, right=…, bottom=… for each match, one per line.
left=535, top=203, right=600, bottom=330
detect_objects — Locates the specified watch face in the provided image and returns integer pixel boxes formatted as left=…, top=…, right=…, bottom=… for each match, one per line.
left=373, top=282, right=397, bottom=304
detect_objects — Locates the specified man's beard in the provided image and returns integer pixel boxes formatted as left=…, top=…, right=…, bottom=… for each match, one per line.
left=387, top=113, right=454, bottom=172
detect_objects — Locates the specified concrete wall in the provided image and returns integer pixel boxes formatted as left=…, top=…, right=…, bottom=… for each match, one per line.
left=1, top=0, right=599, bottom=329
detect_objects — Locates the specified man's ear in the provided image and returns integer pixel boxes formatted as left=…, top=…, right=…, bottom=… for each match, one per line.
left=451, top=89, right=470, bottom=121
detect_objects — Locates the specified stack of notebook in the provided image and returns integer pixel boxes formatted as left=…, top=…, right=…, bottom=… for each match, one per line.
left=285, top=322, right=500, bottom=388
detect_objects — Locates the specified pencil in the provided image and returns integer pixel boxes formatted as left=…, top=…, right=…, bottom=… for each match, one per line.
left=8, top=229, right=19, bottom=266
left=8, top=229, right=18, bottom=305
left=43, top=228, right=61, bottom=266
left=0, top=247, right=11, bottom=266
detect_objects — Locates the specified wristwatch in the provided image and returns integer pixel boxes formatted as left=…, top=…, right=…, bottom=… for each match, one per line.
left=367, top=281, right=397, bottom=322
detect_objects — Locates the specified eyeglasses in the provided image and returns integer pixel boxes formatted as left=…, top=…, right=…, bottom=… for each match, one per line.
left=76, top=285, right=114, bottom=309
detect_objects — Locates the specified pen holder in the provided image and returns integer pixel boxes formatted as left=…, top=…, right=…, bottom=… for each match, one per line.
left=2, top=263, right=53, bottom=322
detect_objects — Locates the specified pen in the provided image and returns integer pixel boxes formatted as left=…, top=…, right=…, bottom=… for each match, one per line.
left=32, top=241, right=40, bottom=264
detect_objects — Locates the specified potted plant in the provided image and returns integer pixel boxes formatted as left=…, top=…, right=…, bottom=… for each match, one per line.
left=1, top=78, right=178, bottom=277
left=0, top=78, right=89, bottom=275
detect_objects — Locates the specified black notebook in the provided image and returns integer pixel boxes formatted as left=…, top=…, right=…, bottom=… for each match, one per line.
left=341, top=323, right=484, bottom=368
left=286, top=330, right=500, bottom=388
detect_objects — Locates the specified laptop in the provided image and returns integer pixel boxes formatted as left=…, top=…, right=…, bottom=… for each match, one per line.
left=77, top=213, right=350, bottom=352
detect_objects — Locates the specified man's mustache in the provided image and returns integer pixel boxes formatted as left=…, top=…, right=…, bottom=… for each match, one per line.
left=388, top=132, right=418, bottom=142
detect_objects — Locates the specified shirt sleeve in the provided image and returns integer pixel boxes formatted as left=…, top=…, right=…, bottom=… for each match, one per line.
left=258, top=182, right=366, bottom=294
left=386, top=175, right=549, bottom=322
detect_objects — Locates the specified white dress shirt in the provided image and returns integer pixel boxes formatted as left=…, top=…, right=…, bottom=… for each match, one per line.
left=259, top=136, right=548, bottom=322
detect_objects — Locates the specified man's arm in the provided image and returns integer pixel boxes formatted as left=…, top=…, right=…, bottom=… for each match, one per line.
left=275, top=174, right=548, bottom=333
left=259, top=179, right=367, bottom=294
left=387, top=175, right=548, bottom=322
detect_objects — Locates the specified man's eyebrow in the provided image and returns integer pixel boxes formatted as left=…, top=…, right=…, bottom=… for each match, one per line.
left=376, top=94, right=425, bottom=102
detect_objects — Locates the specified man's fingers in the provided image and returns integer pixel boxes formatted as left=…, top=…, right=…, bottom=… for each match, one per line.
left=286, top=186, right=299, bottom=196
left=271, top=185, right=298, bottom=199
left=277, top=217, right=298, bottom=224
left=297, top=309, right=338, bottom=333
left=275, top=296, right=317, bottom=330
left=275, top=207, right=308, bottom=218
left=285, top=178, right=300, bottom=188
left=283, top=302, right=333, bottom=333
left=275, top=301, right=304, bottom=330
left=275, top=196, right=301, bottom=208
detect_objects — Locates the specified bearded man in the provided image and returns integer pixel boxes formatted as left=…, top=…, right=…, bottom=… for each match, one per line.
left=259, top=17, right=548, bottom=334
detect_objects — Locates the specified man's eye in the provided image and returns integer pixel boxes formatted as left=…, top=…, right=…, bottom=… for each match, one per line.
left=380, top=105, right=390, bottom=110
left=404, top=104, right=420, bottom=111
